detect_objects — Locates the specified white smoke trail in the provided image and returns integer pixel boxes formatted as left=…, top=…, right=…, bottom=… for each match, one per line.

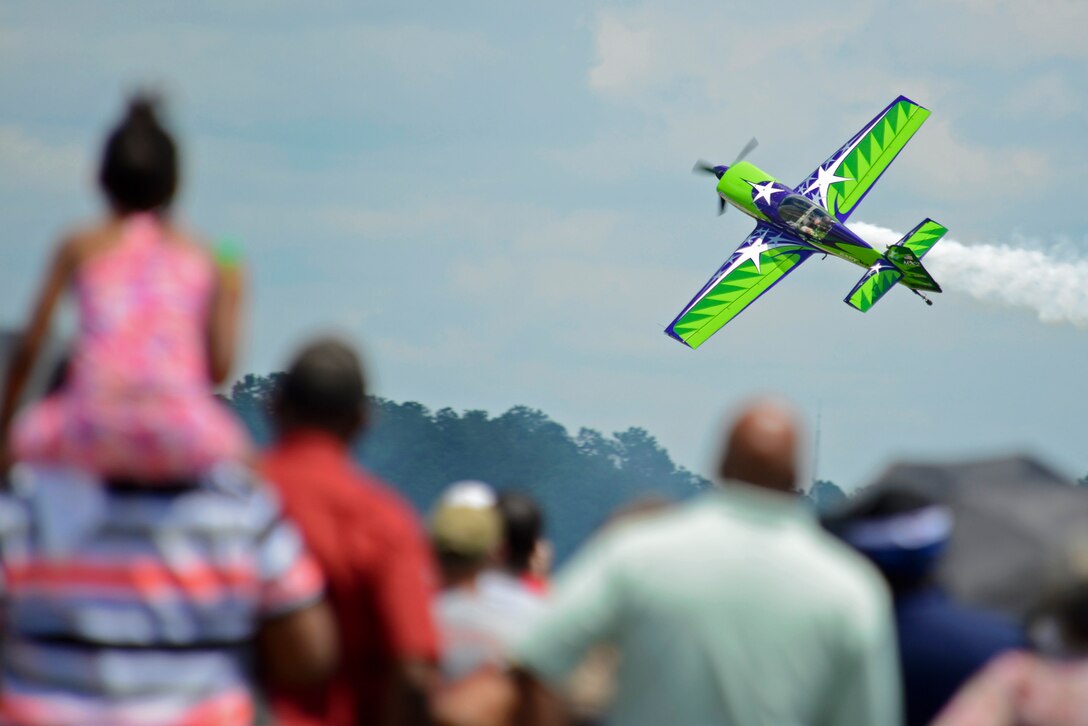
left=849, top=221, right=1088, bottom=327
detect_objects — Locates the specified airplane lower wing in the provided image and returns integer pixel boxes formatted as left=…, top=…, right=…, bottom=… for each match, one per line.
left=795, top=96, right=930, bottom=223
left=666, top=224, right=814, bottom=349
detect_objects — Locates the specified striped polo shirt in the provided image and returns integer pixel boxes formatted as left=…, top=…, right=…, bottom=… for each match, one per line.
left=0, top=462, right=324, bottom=725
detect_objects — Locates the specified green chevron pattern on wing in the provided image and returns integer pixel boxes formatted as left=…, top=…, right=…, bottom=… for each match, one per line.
left=900, top=219, right=947, bottom=259
left=826, top=100, right=930, bottom=218
left=672, top=246, right=810, bottom=349
left=845, top=267, right=903, bottom=312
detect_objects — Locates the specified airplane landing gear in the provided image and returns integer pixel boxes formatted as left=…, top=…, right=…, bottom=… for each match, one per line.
left=911, top=289, right=934, bottom=306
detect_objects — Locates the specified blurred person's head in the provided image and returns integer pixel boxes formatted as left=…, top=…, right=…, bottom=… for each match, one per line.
left=718, top=399, right=800, bottom=493
left=1030, top=584, right=1088, bottom=658
left=834, top=488, right=952, bottom=594
left=99, top=94, right=179, bottom=215
left=495, top=490, right=544, bottom=575
left=1028, top=539, right=1088, bottom=657
left=431, top=480, right=501, bottom=588
left=272, top=338, right=367, bottom=442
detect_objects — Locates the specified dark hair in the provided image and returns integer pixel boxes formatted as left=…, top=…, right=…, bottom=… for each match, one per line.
left=98, top=94, right=178, bottom=213
left=496, top=491, right=543, bottom=573
left=273, top=338, right=367, bottom=439
left=1031, top=584, right=1088, bottom=656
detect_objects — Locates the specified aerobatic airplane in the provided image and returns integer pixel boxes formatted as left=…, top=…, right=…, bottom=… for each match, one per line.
left=666, top=95, right=947, bottom=349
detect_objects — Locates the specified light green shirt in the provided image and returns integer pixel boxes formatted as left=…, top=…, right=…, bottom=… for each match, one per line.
left=513, top=484, right=902, bottom=726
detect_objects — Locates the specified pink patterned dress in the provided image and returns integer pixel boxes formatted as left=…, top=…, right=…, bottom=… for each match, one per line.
left=12, top=214, right=250, bottom=479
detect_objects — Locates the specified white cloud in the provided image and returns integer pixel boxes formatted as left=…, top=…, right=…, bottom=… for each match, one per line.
left=898, top=120, right=1050, bottom=202
left=586, top=3, right=872, bottom=102
left=931, top=0, right=1088, bottom=64
left=447, top=223, right=699, bottom=360
left=509, top=209, right=623, bottom=256
left=375, top=326, right=503, bottom=369
left=0, top=126, right=88, bottom=192
left=0, top=13, right=500, bottom=129
left=587, top=12, right=671, bottom=97
left=314, top=198, right=542, bottom=247
left=1003, top=72, right=1084, bottom=120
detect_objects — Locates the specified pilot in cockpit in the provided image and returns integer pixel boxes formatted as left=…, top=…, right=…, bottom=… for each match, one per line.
left=800, top=213, right=833, bottom=239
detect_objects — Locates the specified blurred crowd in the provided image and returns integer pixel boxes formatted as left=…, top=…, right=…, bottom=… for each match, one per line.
left=1, top=96, right=1086, bottom=726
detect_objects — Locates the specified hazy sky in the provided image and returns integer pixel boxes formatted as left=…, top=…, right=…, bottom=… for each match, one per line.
left=2, top=0, right=1086, bottom=488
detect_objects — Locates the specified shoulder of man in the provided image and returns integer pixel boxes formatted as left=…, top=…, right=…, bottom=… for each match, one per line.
left=807, top=523, right=888, bottom=589
left=202, top=460, right=270, bottom=499
left=195, top=461, right=293, bottom=533
left=349, top=464, right=426, bottom=531
left=799, top=526, right=894, bottom=638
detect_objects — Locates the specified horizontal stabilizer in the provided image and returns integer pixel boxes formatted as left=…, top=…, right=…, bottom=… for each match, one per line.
left=845, top=261, right=902, bottom=312
left=846, top=217, right=946, bottom=311
left=897, top=218, right=947, bottom=259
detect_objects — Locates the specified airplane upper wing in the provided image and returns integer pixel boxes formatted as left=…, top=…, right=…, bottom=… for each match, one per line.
left=795, top=96, right=930, bottom=223
left=666, top=224, right=814, bottom=349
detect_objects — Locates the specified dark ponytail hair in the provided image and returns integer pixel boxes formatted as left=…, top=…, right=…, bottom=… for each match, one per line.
left=98, top=94, right=179, bottom=213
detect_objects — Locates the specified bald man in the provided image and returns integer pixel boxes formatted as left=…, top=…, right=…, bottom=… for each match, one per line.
left=719, top=398, right=800, bottom=493
left=481, top=399, right=903, bottom=726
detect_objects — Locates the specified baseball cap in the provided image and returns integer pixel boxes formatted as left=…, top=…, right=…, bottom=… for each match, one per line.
left=431, top=480, right=500, bottom=558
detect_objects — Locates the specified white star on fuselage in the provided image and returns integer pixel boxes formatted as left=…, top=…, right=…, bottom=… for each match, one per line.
left=747, top=180, right=783, bottom=206
left=804, top=164, right=852, bottom=208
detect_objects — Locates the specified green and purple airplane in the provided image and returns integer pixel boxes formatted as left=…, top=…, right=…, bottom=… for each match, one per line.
left=666, top=95, right=947, bottom=349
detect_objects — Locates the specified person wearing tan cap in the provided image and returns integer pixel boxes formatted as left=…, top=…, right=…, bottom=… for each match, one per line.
left=431, top=481, right=545, bottom=683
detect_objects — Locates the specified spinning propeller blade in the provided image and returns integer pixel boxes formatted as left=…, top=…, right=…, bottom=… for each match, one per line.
left=694, top=138, right=757, bottom=216
left=733, top=137, right=758, bottom=165
left=692, top=160, right=719, bottom=176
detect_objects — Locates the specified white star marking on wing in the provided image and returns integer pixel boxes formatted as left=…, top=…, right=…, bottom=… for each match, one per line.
left=735, top=237, right=770, bottom=273
left=674, top=231, right=811, bottom=319
left=804, top=165, right=853, bottom=208
left=868, top=260, right=890, bottom=277
left=747, top=180, right=783, bottom=206
left=801, top=111, right=887, bottom=208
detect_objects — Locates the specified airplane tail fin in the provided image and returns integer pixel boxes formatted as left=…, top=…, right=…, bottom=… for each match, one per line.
left=844, top=219, right=947, bottom=312
left=887, top=218, right=945, bottom=292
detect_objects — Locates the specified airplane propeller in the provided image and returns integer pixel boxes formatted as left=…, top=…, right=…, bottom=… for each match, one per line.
left=732, top=136, right=758, bottom=165
left=692, top=160, right=721, bottom=177
left=692, top=137, right=759, bottom=216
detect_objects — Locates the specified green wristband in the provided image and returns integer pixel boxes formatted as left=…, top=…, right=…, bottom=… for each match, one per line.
left=214, top=237, right=243, bottom=268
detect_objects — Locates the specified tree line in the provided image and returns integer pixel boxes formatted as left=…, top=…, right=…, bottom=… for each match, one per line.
left=224, top=373, right=713, bottom=560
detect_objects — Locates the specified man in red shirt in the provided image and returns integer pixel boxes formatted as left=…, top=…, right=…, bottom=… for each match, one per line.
left=261, top=338, right=440, bottom=726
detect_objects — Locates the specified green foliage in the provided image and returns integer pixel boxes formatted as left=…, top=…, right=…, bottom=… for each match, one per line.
left=222, top=374, right=709, bottom=560
left=226, top=373, right=284, bottom=446
left=806, top=479, right=848, bottom=513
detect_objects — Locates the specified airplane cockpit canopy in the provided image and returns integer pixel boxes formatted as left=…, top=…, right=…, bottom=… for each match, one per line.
left=777, top=195, right=834, bottom=241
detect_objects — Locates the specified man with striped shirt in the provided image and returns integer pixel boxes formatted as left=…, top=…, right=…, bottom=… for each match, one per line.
left=0, top=461, right=336, bottom=725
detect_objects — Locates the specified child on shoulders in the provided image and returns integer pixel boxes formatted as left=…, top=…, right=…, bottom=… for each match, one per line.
left=0, top=95, right=250, bottom=480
